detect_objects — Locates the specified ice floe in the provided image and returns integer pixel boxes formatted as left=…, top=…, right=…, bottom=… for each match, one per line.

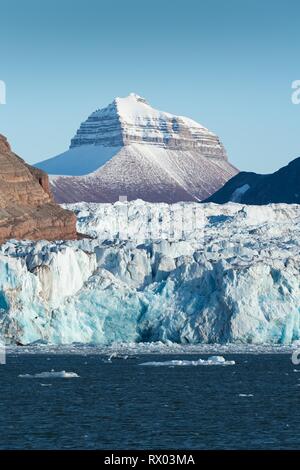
left=139, top=355, right=235, bottom=366
left=18, top=369, right=79, bottom=378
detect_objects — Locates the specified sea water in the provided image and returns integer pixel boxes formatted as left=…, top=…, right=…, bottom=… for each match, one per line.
left=0, top=351, right=299, bottom=449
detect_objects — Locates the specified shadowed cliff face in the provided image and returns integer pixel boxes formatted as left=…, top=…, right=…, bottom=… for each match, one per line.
left=204, top=156, right=300, bottom=205
left=0, top=134, right=77, bottom=243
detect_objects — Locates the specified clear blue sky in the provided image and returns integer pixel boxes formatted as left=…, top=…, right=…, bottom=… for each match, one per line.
left=0, top=0, right=300, bottom=173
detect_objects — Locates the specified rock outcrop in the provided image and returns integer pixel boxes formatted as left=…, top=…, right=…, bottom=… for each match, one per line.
left=0, top=134, right=77, bottom=243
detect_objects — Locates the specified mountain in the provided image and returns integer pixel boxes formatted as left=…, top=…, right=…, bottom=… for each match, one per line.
left=0, top=134, right=77, bottom=243
left=205, top=157, right=300, bottom=204
left=35, top=93, right=238, bottom=203
left=1, top=200, right=300, bottom=345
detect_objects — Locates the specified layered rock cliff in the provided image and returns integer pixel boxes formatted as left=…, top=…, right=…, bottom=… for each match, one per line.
left=0, top=134, right=77, bottom=243
left=70, top=93, right=227, bottom=154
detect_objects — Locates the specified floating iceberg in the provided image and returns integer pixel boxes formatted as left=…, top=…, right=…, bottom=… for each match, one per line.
left=140, top=355, right=235, bottom=366
left=0, top=200, right=300, bottom=346
left=19, top=370, right=79, bottom=378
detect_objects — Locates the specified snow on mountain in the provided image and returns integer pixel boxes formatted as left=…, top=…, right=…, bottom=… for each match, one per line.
left=0, top=200, right=300, bottom=346
left=34, top=145, right=120, bottom=177
left=35, top=94, right=238, bottom=203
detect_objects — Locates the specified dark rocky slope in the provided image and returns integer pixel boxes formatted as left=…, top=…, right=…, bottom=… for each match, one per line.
left=205, top=157, right=300, bottom=205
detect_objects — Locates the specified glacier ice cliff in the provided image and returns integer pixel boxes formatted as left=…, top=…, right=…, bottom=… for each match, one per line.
left=0, top=200, right=300, bottom=345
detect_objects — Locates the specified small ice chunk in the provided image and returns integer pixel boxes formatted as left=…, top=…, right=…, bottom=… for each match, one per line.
left=239, top=394, right=254, bottom=397
left=208, top=355, right=226, bottom=363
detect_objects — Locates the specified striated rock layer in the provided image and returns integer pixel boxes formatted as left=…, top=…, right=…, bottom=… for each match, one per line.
left=35, top=94, right=238, bottom=203
left=69, top=93, right=227, bottom=152
left=0, top=134, right=77, bottom=243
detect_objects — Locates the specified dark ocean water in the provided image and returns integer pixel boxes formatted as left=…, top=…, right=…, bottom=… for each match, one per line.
left=0, top=353, right=299, bottom=449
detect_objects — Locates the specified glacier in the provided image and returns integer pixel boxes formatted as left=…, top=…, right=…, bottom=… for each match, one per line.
left=0, top=200, right=300, bottom=346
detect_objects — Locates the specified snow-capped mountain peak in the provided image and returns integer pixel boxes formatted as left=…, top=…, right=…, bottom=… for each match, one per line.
left=68, top=93, right=220, bottom=150
left=35, top=93, right=238, bottom=203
